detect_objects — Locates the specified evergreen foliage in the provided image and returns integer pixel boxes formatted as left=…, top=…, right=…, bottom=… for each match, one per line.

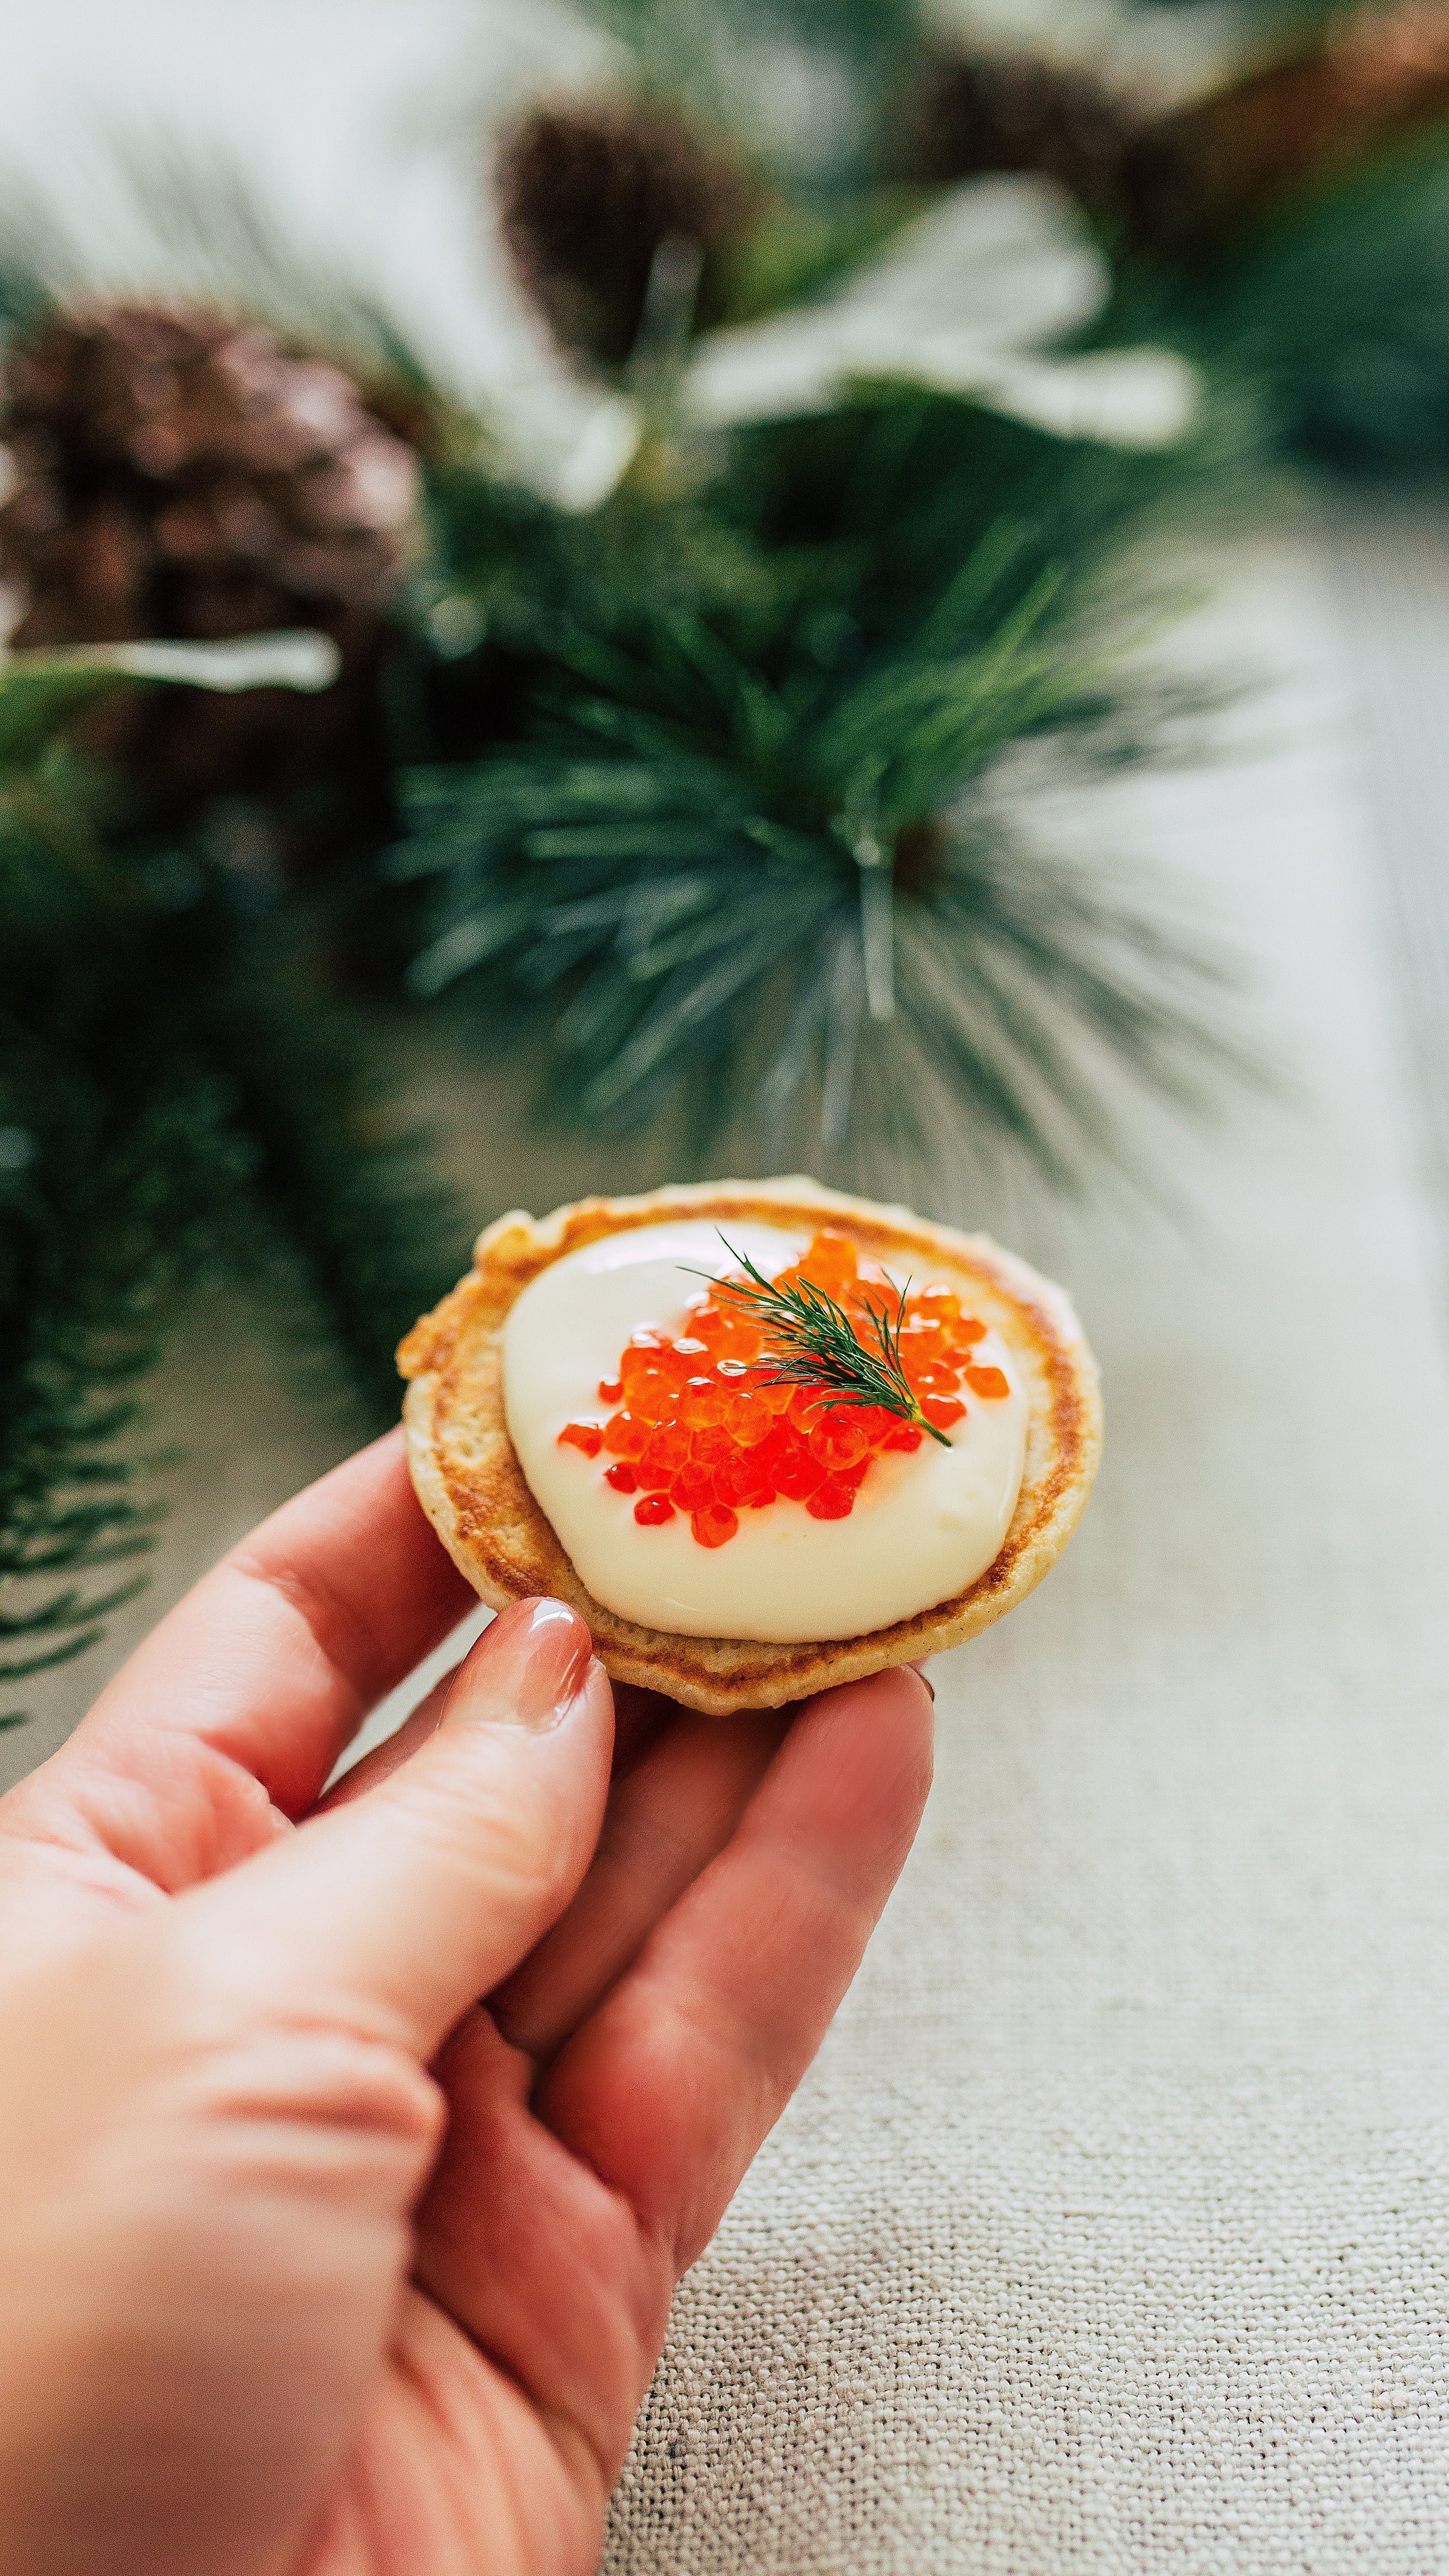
left=0, top=677, right=472, bottom=1718
left=397, top=401, right=1232, bottom=1181
left=0, top=722, right=227, bottom=1717
left=1199, top=125, right=1449, bottom=472
left=203, top=955, right=473, bottom=1428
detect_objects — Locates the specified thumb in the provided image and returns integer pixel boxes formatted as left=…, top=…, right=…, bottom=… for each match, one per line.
left=172, top=1598, right=614, bottom=2062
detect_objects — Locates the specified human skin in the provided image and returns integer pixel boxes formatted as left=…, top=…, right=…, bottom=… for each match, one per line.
left=0, top=1429, right=933, bottom=2576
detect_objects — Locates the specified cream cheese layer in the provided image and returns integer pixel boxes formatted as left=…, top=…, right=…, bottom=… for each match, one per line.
left=502, top=1219, right=1027, bottom=1642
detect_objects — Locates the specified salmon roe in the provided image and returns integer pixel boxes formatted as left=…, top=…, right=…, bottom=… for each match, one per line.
left=556, top=1228, right=1008, bottom=1547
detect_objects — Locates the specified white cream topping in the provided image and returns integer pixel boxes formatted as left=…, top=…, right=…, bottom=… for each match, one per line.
left=502, top=1220, right=1028, bottom=1643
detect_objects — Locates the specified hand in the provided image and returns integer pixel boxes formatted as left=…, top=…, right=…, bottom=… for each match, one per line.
left=0, top=1430, right=933, bottom=2576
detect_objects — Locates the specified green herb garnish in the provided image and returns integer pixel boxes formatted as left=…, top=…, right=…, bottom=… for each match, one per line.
left=686, top=1233, right=951, bottom=1447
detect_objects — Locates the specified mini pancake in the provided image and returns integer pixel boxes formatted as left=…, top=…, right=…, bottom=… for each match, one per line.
left=397, top=1177, right=1102, bottom=1716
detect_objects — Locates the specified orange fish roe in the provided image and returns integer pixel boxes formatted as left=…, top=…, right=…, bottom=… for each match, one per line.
left=556, top=1229, right=1010, bottom=1547
left=966, top=1364, right=1010, bottom=1399
left=558, top=1419, right=603, bottom=1457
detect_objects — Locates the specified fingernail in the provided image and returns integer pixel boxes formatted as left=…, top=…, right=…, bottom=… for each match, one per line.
left=451, top=1596, right=594, bottom=1733
left=909, top=1659, right=936, bottom=1702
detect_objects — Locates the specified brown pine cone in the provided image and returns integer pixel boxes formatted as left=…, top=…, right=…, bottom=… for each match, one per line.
left=892, top=46, right=1140, bottom=221
left=0, top=304, right=421, bottom=856
left=1122, top=0, right=1449, bottom=258
left=496, top=97, right=758, bottom=373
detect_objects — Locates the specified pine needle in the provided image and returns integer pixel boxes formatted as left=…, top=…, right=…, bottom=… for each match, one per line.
left=396, top=382, right=1242, bottom=1186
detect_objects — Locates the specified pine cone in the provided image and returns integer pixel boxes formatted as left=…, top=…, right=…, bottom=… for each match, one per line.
left=893, top=46, right=1140, bottom=221
left=0, top=304, right=421, bottom=855
left=1122, top=0, right=1449, bottom=259
left=497, top=98, right=758, bottom=372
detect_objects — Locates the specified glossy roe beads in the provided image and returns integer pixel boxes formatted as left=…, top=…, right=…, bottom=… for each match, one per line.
left=556, top=1228, right=1008, bottom=1548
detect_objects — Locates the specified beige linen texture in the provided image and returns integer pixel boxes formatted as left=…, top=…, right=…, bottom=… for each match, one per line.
left=601, top=534, right=1449, bottom=2575
left=7, top=525, right=1449, bottom=2574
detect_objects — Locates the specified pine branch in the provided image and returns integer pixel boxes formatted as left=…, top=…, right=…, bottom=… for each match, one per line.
left=0, top=956, right=252, bottom=1711
left=1196, top=126, right=1449, bottom=475
left=0, top=936, right=475, bottom=1723
left=207, top=952, right=475, bottom=1431
left=0, top=922, right=476, bottom=1716
left=391, top=430, right=1246, bottom=1183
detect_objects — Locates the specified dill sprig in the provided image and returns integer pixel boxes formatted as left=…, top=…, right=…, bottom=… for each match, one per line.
left=689, top=1233, right=952, bottom=1445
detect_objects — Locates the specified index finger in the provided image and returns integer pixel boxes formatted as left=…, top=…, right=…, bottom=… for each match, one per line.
left=536, top=1664, right=934, bottom=2270
left=66, top=1430, right=475, bottom=1815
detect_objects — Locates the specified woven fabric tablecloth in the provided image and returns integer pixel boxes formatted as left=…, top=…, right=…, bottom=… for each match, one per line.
left=600, top=524, right=1449, bottom=2573
left=7, top=519, right=1449, bottom=2573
